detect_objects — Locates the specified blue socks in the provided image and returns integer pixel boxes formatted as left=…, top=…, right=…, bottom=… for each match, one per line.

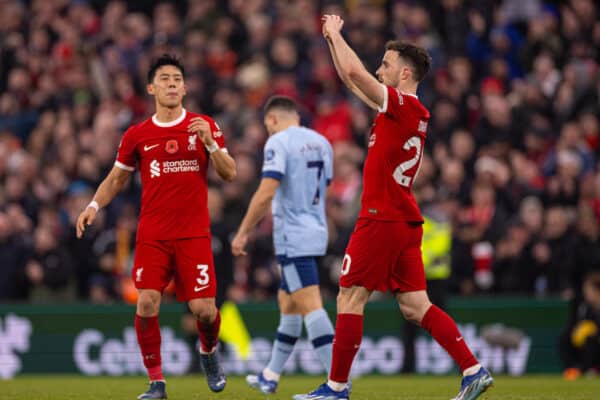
left=266, top=314, right=302, bottom=375
left=265, top=309, right=334, bottom=377
left=304, top=308, right=334, bottom=373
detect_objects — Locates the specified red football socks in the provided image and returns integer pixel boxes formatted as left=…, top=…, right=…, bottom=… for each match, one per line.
left=421, top=305, right=478, bottom=372
left=329, top=313, right=363, bottom=383
left=197, top=310, right=221, bottom=353
left=135, top=314, right=164, bottom=381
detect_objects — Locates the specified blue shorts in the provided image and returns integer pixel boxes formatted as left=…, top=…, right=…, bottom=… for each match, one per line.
left=276, top=255, right=320, bottom=294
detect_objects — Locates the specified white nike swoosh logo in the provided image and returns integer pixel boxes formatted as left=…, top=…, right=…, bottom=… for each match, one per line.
left=144, top=144, right=159, bottom=151
left=194, top=285, right=210, bottom=292
left=216, top=379, right=226, bottom=386
left=456, top=337, right=463, bottom=342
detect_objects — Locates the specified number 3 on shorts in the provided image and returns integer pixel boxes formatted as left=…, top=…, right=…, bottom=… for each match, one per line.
left=341, top=254, right=351, bottom=276
left=196, top=264, right=210, bottom=285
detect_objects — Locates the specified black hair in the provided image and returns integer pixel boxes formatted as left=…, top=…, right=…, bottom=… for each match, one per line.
left=385, top=41, right=431, bottom=82
left=147, top=54, right=185, bottom=83
left=263, top=95, right=299, bottom=114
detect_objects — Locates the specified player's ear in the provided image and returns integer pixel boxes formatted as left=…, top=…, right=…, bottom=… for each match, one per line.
left=182, top=83, right=187, bottom=96
left=400, top=66, right=411, bottom=82
left=147, top=83, right=155, bottom=95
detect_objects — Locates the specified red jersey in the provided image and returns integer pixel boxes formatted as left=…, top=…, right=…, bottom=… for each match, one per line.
left=358, top=85, right=430, bottom=222
left=115, top=109, right=226, bottom=242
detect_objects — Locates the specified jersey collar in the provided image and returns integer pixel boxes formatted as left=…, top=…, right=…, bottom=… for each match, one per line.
left=152, top=108, right=187, bottom=127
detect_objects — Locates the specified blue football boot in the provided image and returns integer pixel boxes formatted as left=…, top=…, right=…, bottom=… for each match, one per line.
left=137, top=381, right=167, bottom=399
left=452, top=367, right=494, bottom=400
left=246, top=371, right=278, bottom=394
left=200, top=352, right=227, bottom=392
left=292, top=382, right=349, bottom=400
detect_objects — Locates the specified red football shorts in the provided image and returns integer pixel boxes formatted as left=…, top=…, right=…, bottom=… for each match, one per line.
left=132, top=237, right=216, bottom=301
left=339, top=218, right=426, bottom=293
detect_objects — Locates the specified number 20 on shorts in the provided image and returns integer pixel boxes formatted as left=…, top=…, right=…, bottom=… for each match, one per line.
left=341, top=254, right=352, bottom=276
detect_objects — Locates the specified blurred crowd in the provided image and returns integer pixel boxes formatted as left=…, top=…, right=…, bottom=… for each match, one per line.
left=0, top=0, right=599, bottom=307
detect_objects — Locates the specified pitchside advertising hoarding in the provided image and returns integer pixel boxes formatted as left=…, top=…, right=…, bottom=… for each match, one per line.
left=0, top=298, right=566, bottom=379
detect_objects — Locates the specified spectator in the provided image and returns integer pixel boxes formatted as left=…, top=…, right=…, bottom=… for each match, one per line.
left=0, top=0, right=599, bottom=302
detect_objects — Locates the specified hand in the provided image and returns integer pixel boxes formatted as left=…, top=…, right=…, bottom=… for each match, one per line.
left=187, top=117, right=215, bottom=147
left=231, top=231, right=248, bottom=256
left=76, top=206, right=97, bottom=238
left=322, top=14, right=344, bottom=40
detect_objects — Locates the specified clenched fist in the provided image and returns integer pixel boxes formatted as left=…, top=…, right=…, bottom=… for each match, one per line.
left=187, top=117, right=215, bottom=147
left=322, top=14, right=344, bottom=40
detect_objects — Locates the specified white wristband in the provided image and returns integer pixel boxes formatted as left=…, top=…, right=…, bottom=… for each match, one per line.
left=87, top=200, right=99, bottom=212
left=205, top=142, right=219, bottom=154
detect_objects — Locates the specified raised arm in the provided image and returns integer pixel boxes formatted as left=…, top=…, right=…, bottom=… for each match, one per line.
left=76, top=165, right=132, bottom=238
left=325, top=37, right=379, bottom=110
left=322, top=15, right=384, bottom=109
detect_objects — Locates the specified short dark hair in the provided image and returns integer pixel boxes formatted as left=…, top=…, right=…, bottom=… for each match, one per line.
left=263, top=95, right=298, bottom=114
left=385, top=41, right=431, bottom=82
left=147, top=54, right=185, bottom=83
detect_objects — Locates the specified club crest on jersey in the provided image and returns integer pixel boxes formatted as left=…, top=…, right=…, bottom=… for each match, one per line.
left=368, top=133, right=376, bottom=147
left=150, top=160, right=160, bottom=178
left=265, top=149, right=275, bottom=162
left=188, top=135, right=197, bottom=151
left=165, top=139, right=178, bottom=154
left=395, top=88, right=404, bottom=105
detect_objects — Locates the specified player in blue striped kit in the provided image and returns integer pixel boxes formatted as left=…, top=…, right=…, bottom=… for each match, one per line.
left=232, top=95, right=335, bottom=394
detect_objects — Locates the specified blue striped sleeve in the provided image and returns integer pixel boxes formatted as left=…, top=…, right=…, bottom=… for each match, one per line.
left=262, top=171, right=284, bottom=180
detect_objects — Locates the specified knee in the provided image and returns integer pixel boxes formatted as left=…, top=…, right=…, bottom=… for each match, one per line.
left=399, top=304, right=422, bottom=325
left=336, top=291, right=348, bottom=311
left=190, top=302, right=216, bottom=324
left=336, top=289, right=366, bottom=314
left=137, top=295, right=159, bottom=317
left=296, top=296, right=322, bottom=316
left=399, top=300, right=431, bottom=325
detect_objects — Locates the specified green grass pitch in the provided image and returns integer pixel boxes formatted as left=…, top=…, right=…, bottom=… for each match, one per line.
left=3, top=374, right=598, bottom=400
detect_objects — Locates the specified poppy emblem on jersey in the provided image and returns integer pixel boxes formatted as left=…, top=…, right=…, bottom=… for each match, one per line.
left=165, top=139, right=178, bottom=154
left=188, top=135, right=197, bottom=151
left=368, top=133, right=376, bottom=148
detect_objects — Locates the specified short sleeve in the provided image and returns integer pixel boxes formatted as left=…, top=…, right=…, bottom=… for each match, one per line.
left=205, top=116, right=227, bottom=151
left=377, top=84, right=406, bottom=121
left=115, top=127, right=137, bottom=171
left=324, top=140, right=333, bottom=185
left=262, top=135, right=286, bottom=181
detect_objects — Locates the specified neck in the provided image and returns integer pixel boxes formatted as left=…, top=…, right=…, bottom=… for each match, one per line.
left=154, top=104, right=184, bottom=123
left=398, top=82, right=418, bottom=96
left=272, top=120, right=299, bottom=135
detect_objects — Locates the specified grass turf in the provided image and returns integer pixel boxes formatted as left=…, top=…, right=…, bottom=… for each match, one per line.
left=3, top=374, right=598, bottom=400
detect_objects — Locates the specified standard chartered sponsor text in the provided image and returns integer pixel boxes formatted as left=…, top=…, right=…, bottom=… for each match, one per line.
left=162, top=159, right=200, bottom=173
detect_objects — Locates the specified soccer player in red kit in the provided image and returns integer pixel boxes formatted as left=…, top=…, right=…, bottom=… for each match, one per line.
left=294, top=16, right=493, bottom=400
left=76, top=55, right=236, bottom=399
